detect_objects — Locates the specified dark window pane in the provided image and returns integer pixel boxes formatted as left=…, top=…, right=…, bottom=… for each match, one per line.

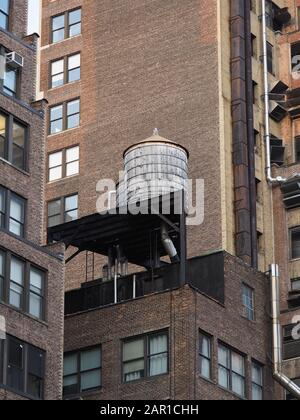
left=7, top=338, right=24, bottom=392
left=27, top=374, right=43, bottom=399
left=291, top=229, right=300, bottom=260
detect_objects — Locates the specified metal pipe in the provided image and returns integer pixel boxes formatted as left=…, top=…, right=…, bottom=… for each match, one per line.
left=270, top=264, right=300, bottom=400
left=161, top=223, right=179, bottom=263
left=114, top=258, right=118, bottom=304
left=133, top=275, right=136, bottom=300
left=261, top=0, right=286, bottom=184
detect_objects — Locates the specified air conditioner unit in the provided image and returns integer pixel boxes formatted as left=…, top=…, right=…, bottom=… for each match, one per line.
left=5, top=52, right=24, bottom=68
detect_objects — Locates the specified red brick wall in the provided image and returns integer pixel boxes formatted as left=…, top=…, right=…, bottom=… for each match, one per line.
left=40, top=0, right=224, bottom=291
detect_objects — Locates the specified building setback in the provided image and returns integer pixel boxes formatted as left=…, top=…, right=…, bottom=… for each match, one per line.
left=0, top=0, right=64, bottom=400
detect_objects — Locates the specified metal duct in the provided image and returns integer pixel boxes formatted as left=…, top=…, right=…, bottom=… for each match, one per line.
left=161, top=223, right=179, bottom=263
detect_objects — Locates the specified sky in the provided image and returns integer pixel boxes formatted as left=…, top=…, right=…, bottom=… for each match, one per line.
left=27, top=0, right=40, bottom=34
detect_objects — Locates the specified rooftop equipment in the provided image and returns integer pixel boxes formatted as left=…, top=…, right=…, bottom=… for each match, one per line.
left=119, top=130, right=189, bottom=207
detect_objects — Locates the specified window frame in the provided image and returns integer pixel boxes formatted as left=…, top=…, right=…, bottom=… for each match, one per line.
left=0, top=0, right=10, bottom=31
left=51, top=8, right=82, bottom=44
left=0, top=186, right=26, bottom=238
left=0, top=247, right=46, bottom=321
left=218, top=342, right=246, bottom=399
left=63, top=346, right=102, bottom=398
left=47, top=193, right=79, bottom=228
left=0, top=110, right=29, bottom=171
left=49, top=99, right=80, bottom=135
left=242, top=283, right=255, bottom=322
left=251, top=360, right=264, bottom=400
left=290, top=227, right=300, bottom=261
left=199, top=331, right=212, bottom=381
left=50, top=53, right=81, bottom=89
left=122, top=330, right=169, bottom=384
left=48, top=145, right=80, bottom=182
left=0, top=334, right=45, bottom=400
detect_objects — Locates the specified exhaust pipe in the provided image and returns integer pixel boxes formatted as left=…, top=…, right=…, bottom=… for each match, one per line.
left=270, top=264, right=300, bottom=400
left=161, top=223, right=179, bottom=263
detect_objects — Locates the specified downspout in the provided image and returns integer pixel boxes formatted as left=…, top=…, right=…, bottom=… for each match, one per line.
left=270, top=264, right=300, bottom=399
left=245, top=0, right=258, bottom=269
left=161, top=223, right=179, bottom=263
left=261, top=0, right=286, bottom=184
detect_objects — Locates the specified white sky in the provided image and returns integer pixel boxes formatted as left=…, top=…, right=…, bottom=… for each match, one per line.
left=27, top=0, right=41, bottom=34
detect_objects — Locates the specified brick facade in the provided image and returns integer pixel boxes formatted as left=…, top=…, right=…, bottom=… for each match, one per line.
left=0, top=0, right=65, bottom=401
left=64, top=252, right=281, bottom=400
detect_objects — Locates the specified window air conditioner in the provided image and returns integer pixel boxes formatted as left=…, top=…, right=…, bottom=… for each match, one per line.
left=5, top=52, right=24, bottom=68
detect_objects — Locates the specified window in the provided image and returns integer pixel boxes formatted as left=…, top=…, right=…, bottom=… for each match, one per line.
left=295, top=137, right=300, bottom=163
left=29, top=267, right=45, bottom=319
left=68, top=9, right=82, bottom=38
left=49, top=104, right=63, bottom=135
left=199, top=332, right=212, bottom=380
left=48, top=146, right=79, bottom=182
left=267, top=42, right=274, bottom=74
left=291, top=228, right=300, bottom=260
left=251, top=362, right=263, bottom=400
left=0, top=0, right=9, bottom=30
left=0, top=248, right=45, bottom=320
left=51, top=59, right=64, bottom=89
left=50, top=53, right=81, bottom=89
left=0, top=111, right=28, bottom=171
left=0, top=335, right=45, bottom=399
left=67, top=54, right=81, bottom=83
left=218, top=344, right=246, bottom=398
left=63, top=347, right=101, bottom=397
left=291, top=278, right=300, bottom=291
left=52, top=14, right=65, bottom=43
left=122, top=331, right=168, bottom=383
left=49, top=99, right=80, bottom=135
left=3, top=64, right=18, bottom=97
left=0, top=186, right=25, bottom=238
left=283, top=325, right=300, bottom=360
left=9, top=256, right=25, bottom=309
left=48, top=194, right=78, bottom=227
left=291, top=42, right=300, bottom=75
left=242, top=284, right=255, bottom=321
left=67, top=99, right=80, bottom=129
left=51, top=8, right=81, bottom=43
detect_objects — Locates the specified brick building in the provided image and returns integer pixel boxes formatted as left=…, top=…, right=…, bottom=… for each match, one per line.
left=0, top=0, right=64, bottom=400
left=37, top=0, right=300, bottom=400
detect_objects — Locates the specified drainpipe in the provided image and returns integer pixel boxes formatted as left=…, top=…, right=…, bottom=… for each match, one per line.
left=270, top=264, right=300, bottom=400
left=261, top=0, right=286, bottom=184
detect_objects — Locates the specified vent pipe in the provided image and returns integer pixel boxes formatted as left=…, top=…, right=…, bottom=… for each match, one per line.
left=261, top=0, right=286, bottom=184
left=161, top=223, right=179, bottom=263
left=270, top=264, right=300, bottom=400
